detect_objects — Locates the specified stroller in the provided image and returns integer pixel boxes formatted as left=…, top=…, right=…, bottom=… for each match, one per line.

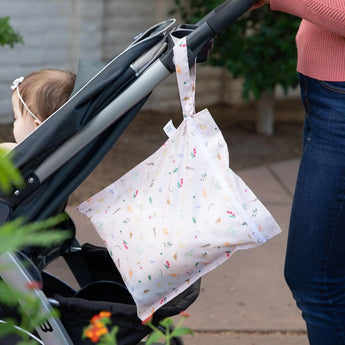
left=0, top=0, right=255, bottom=344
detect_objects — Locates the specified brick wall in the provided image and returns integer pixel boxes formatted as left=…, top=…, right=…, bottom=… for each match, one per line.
left=0, top=0, right=238, bottom=123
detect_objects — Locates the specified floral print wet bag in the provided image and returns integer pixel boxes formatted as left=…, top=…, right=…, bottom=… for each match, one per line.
left=78, top=37, right=282, bottom=321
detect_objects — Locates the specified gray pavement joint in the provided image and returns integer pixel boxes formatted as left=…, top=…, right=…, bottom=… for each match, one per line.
left=266, top=164, right=294, bottom=199
left=191, top=330, right=307, bottom=336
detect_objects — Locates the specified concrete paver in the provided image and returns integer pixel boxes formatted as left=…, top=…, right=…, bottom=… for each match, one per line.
left=47, top=158, right=309, bottom=345
left=268, top=159, right=300, bottom=197
left=238, top=165, right=293, bottom=205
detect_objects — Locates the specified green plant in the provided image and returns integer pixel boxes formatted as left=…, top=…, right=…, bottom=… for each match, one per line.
left=0, top=279, right=60, bottom=345
left=143, top=312, right=193, bottom=345
left=173, top=0, right=300, bottom=100
left=0, top=149, right=71, bottom=344
left=0, top=17, right=23, bottom=48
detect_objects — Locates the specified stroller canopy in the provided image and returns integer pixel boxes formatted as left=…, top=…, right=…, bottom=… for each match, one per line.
left=0, top=19, right=176, bottom=223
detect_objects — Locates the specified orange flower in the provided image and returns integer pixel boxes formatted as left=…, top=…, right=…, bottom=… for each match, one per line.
left=90, top=315, right=101, bottom=324
left=85, top=324, right=108, bottom=343
left=84, top=311, right=111, bottom=343
left=99, top=311, right=112, bottom=319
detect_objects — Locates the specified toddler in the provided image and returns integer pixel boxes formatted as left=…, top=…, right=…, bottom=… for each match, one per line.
left=0, top=69, right=75, bottom=151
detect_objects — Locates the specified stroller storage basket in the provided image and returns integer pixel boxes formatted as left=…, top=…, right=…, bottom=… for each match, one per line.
left=44, top=244, right=200, bottom=345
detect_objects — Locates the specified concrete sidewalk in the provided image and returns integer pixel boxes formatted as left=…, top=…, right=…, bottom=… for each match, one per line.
left=49, top=158, right=309, bottom=345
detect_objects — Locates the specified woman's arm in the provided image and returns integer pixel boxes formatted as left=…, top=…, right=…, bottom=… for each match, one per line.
left=270, top=0, right=345, bottom=37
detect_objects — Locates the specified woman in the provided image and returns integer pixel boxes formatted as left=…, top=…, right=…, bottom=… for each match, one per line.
left=253, top=1, right=345, bottom=344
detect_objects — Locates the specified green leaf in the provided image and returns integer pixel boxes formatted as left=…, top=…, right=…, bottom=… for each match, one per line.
left=0, top=281, right=23, bottom=306
left=0, top=150, right=24, bottom=193
left=0, top=214, right=71, bottom=254
left=0, top=319, right=16, bottom=337
left=0, top=17, right=23, bottom=48
left=145, top=330, right=165, bottom=345
left=159, top=317, right=173, bottom=328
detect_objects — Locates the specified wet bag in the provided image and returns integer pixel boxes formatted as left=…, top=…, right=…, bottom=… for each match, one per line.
left=78, top=37, right=282, bottom=321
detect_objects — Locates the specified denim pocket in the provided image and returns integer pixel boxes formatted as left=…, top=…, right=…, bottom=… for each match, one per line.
left=318, top=80, right=345, bottom=94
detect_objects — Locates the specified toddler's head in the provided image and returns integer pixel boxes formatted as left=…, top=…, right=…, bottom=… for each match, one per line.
left=11, top=69, right=75, bottom=143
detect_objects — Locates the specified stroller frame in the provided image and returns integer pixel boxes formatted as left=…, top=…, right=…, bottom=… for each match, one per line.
left=0, top=252, right=70, bottom=343
left=0, top=0, right=255, bottom=344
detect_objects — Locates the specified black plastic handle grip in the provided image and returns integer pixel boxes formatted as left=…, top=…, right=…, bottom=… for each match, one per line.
left=161, top=0, right=256, bottom=71
left=185, top=0, right=256, bottom=52
left=200, top=0, right=256, bottom=35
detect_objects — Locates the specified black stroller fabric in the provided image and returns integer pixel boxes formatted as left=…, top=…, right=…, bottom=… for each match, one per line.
left=42, top=244, right=200, bottom=345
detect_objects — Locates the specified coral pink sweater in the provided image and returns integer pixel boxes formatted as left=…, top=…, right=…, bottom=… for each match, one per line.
left=270, top=0, right=345, bottom=81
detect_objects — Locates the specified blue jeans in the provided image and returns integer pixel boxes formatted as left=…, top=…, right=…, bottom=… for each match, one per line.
left=285, top=74, right=345, bottom=344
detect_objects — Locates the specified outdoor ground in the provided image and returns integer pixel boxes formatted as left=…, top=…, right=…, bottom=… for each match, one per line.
left=0, top=98, right=305, bottom=206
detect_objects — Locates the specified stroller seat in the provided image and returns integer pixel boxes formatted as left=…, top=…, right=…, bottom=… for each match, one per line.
left=0, top=0, right=256, bottom=343
left=0, top=16, right=200, bottom=345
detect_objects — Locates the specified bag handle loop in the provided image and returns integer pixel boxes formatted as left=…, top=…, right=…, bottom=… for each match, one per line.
left=173, top=37, right=196, bottom=118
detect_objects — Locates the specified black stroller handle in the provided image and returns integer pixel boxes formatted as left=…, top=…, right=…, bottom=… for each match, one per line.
left=161, top=0, right=256, bottom=71
left=197, top=0, right=256, bottom=35
left=187, top=0, right=256, bottom=50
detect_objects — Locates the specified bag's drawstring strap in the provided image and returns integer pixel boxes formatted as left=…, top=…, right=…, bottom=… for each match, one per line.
left=173, top=37, right=196, bottom=118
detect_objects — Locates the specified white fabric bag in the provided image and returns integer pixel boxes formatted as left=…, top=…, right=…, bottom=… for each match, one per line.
left=78, top=37, right=281, bottom=321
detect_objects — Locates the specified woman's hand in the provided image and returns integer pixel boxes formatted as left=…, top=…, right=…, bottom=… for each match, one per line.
left=251, top=0, right=270, bottom=9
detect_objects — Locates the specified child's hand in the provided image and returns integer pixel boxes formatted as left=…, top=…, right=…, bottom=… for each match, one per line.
left=251, top=0, right=270, bottom=10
